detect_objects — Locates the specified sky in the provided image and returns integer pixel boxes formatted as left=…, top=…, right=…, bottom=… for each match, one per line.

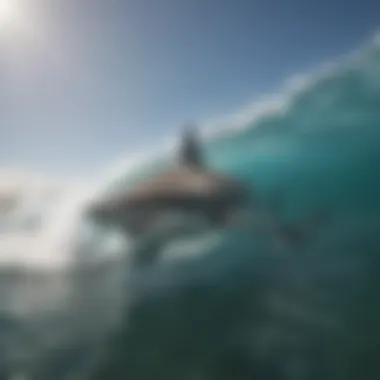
left=0, top=0, right=380, bottom=179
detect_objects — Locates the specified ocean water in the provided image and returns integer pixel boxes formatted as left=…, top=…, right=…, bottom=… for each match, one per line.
left=1, top=36, right=380, bottom=379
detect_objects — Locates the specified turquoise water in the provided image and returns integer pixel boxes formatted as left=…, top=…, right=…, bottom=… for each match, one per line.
left=1, top=38, right=380, bottom=379
left=87, top=38, right=380, bottom=380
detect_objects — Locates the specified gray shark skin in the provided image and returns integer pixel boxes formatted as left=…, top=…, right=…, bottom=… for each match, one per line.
left=86, top=126, right=252, bottom=238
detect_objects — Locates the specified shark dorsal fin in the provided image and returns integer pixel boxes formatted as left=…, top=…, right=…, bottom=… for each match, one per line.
left=180, top=124, right=204, bottom=169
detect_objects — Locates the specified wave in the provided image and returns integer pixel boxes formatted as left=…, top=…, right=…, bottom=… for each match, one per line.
left=1, top=34, right=380, bottom=269
left=1, top=33, right=380, bottom=380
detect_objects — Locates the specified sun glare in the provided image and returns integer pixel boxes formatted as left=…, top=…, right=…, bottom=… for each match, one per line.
left=0, top=0, right=21, bottom=30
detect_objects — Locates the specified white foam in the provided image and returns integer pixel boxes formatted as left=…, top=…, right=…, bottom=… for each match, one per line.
left=0, top=167, right=100, bottom=270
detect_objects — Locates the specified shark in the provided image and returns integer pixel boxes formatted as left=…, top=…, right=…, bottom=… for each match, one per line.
left=86, top=125, right=329, bottom=266
left=86, top=126, right=252, bottom=239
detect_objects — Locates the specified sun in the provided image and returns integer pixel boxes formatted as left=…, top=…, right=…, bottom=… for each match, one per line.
left=0, top=0, right=21, bottom=30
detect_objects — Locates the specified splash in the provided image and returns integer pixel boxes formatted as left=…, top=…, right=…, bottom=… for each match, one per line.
left=0, top=169, right=97, bottom=269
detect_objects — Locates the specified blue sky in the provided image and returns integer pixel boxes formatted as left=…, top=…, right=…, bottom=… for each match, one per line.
left=0, top=0, right=379, bottom=178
